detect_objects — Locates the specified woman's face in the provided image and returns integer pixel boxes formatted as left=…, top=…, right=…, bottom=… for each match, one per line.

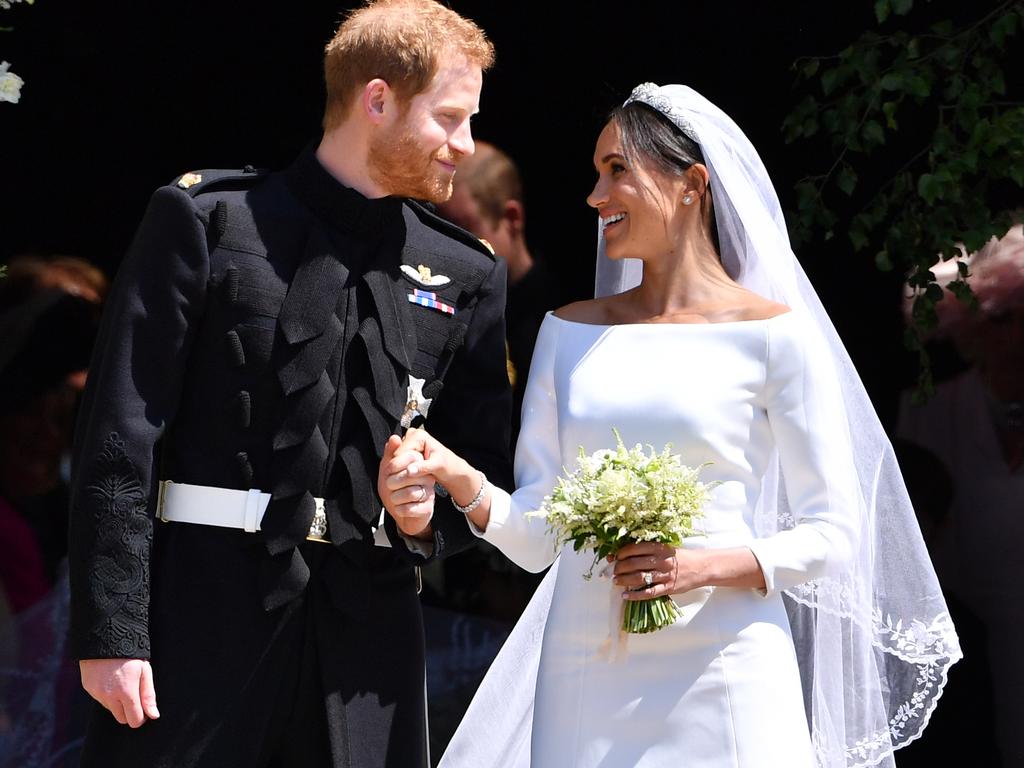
left=587, top=120, right=688, bottom=262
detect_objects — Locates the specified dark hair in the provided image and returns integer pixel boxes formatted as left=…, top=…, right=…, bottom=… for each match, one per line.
left=608, top=101, right=720, bottom=254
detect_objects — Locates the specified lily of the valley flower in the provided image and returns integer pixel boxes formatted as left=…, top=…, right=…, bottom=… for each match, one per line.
left=0, top=61, right=24, bottom=104
left=529, top=431, right=716, bottom=634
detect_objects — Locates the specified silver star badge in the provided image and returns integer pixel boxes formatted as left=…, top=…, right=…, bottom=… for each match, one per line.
left=400, top=375, right=433, bottom=428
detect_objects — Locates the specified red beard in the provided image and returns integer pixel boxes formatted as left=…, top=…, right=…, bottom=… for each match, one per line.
left=367, top=122, right=458, bottom=203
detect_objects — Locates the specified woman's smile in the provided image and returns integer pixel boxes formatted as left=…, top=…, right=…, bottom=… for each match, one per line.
left=602, top=212, right=627, bottom=236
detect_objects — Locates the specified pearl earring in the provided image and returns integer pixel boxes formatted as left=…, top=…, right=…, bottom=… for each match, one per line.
left=682, top=194, right=694, bottom=206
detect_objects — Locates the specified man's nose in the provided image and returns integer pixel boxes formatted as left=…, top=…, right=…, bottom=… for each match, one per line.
left=450, top=119, right=475, bottom=158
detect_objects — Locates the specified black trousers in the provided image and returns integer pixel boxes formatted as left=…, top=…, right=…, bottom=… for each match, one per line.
left=80, top=531, right=427, bottom=768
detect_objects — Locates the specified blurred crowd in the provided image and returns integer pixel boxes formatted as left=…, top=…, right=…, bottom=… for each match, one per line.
left=0, top=255, right=107, bottom=767
left=896, top=222, right=1024, bottom=768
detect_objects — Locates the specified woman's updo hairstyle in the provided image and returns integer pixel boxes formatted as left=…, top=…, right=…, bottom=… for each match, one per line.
left=608, top=100, right=721, bottom=254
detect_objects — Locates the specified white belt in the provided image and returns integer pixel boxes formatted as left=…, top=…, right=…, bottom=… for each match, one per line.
left=157, top=481, right=392, bottom=547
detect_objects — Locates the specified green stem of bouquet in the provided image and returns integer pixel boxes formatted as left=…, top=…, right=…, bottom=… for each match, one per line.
left=622, top=595, right=681, bottom=634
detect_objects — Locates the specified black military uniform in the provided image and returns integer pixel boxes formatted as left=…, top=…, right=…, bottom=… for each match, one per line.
left=68, top=146, right=513, bottom=767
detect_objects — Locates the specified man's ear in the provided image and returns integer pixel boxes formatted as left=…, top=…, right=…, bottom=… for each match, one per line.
left=362, top=78, right=392, bottom=125
left=502, top=199, right=525, bottom=237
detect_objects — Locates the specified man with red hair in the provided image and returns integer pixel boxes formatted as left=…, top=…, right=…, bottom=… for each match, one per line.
left=69, top=2, right=511, bottom=766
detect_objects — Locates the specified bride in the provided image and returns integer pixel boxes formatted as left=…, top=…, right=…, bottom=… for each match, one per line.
left=379, top=84, right=960, bottom=767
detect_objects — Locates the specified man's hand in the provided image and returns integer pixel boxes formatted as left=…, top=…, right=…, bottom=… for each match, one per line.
left=80, top=658, right=159, bottom=728
left=378, top=435, right=436, bottom=538
left=380, top=428, right=494, bottom=530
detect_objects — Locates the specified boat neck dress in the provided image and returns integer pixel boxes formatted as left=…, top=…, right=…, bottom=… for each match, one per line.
left=464, top=310, right=858, bottom=768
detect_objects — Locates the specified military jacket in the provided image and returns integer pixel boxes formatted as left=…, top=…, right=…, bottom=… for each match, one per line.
left=68, top=148, right=513, bottom=660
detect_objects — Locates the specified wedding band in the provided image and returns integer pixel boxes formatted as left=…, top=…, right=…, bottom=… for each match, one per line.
left=415, top=486, right=426, bottom=502
left=643, top=571, right=654, bottom=587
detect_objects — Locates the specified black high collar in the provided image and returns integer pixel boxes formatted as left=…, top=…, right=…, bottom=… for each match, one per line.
left=283, top=142, right=405, bottom=236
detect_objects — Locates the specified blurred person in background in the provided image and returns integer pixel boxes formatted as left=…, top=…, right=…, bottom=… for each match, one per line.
left=430, top=142, right=557, bottom=627
left=0, top=255, right=107, bottom=611
left=436, top=140, right=564, bottom=442
left=0, top=257, right=107, bottom=588
left=0, top=254, right=107, bottom=768
left=898, top=221, right=1024, bottom=767
left=888, top=436, right=999, bottom=767
left=424, top=136, right=559, bottom=763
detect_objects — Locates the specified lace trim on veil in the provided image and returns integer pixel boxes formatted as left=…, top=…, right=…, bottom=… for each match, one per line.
left=786, top=578, right=960, bottom=767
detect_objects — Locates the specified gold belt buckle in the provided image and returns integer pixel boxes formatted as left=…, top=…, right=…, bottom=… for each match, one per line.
left=157, top=480, right=171, bottom=522
left=306, top=497, right=330, bottom=544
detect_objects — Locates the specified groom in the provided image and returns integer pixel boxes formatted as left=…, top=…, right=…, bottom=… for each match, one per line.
left=67, top=1, right=512, bottom=766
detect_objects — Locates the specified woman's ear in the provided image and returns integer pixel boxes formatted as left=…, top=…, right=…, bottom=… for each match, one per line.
left=684, top=163, right=710, bottom=202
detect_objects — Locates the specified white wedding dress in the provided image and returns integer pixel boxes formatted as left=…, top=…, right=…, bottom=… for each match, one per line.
left=448, top=310, right=860, bottom=768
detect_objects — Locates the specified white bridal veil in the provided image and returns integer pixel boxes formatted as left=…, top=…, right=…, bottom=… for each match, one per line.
left=441, top=83, right=961, bottom=768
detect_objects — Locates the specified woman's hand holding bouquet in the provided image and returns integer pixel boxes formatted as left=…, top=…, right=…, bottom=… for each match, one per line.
left=530, top=431, right=717, bottom=633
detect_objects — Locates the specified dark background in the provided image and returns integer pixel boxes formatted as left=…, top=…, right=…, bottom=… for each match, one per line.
left=1, top=0, right=940, bottom=424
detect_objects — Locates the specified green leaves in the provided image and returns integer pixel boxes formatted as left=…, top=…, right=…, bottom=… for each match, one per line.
left=880, top=71, right=903, bottom=91
left=990, top=9, right=1019, bottom=47
left=862, top=119, right=886, bottom=147
left=785, top=0, right=1024, bottom=398
left=917, top=173, right=940, bottom=204
left=882, top=100, right=900, bottom=128
left=782, top=94, right=820, bottom=142
left=530, top=432, right=714, bottom=582
left=837, top=165, right=858, bottom=196
left=875, top=0, right=914, bottom=24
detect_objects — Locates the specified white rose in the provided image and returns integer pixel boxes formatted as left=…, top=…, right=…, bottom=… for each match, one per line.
left=0, top=62, right=25, bottom=104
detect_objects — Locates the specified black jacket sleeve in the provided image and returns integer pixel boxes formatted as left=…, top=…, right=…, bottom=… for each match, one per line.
left=68, top=186, right=210, bottom=660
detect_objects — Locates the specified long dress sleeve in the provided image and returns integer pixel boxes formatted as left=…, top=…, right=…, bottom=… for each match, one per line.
left=68, top=185, right=210, bottom=660
left=471, top=313, right=563, bottom=573
left=746, top=316, right=860, bottom=598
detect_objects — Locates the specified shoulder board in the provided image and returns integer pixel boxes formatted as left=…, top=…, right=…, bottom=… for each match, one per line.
left=405, top=198, right=497, bottom=261
left=170, top=166, right=269, bottom=197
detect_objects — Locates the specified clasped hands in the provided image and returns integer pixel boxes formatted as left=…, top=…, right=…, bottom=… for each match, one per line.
left=377, top=429, right=765, bottom=595
left=379, top=429, right=712, bottom=597
left=377, top=428, right=463, bottom=539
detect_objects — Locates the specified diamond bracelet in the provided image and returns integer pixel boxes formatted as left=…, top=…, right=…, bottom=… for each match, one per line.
left=451, top=470, right=488, bottom=515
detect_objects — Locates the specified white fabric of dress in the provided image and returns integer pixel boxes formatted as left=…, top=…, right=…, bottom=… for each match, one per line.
left=447, top=309, right=858, bottom=768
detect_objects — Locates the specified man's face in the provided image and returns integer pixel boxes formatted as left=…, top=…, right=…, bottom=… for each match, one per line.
left=437, top=184, right=511, bottom=259
left=368, top=57, right=483, bottom=202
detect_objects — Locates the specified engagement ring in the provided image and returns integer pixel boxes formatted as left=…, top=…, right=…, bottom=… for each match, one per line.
left=643, top=571, right=654, bottom=587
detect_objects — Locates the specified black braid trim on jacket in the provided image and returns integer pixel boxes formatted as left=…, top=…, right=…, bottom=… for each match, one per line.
left=77, top=433, right=152, bottom=658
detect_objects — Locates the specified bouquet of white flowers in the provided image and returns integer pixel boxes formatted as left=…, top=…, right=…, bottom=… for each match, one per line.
left=530, top=430, right=717, bottom=634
